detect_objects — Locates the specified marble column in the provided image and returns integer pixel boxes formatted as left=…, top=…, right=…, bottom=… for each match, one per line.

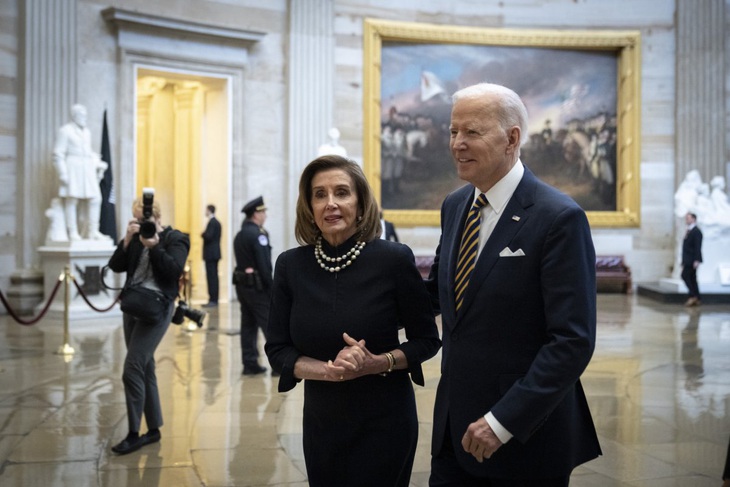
left=10, top=0, right=77, bottom=313
left=675, top=0, right=726, bottom=183
left=287, top=0, right=334, bottom=248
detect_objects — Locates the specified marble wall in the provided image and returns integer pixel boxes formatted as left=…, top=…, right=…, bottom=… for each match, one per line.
left=1, top=0, right=728, bottom=310
left=0, top=0, right=18, bottom=292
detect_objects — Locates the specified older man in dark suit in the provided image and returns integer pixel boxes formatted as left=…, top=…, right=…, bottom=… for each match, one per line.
left=426, top=83, right=601, bottom=486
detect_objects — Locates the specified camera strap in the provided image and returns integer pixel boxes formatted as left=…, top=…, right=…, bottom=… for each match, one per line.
left=100, top=265, right=124, bottom=291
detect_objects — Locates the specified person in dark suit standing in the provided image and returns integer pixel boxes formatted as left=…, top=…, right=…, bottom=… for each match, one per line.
left=426, top=83, right=601, bottom=486
left=380, top=210, right=399, bottom=242
left=233, top=196, right=272, bottom=375
left=681, top=212, right=703, bottom=307
left=201, top=204, right=222, bottom=307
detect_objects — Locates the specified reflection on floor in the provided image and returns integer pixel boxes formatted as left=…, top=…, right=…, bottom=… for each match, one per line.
left=0, top=294, right=728, bottom=486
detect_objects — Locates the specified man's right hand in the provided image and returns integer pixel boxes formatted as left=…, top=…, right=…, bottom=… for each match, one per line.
left=461, top=417, right=503, bottom=463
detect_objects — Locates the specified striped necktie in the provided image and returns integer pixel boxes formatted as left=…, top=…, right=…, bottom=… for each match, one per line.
left=454, top=193, right=488, bottom=311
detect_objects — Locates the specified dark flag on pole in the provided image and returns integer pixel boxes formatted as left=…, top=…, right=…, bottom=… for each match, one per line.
left=99, top=110, right=118, bottom=242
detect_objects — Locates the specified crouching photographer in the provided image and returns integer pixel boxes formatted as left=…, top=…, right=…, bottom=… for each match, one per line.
left=106, top=188, right=190, bottom=455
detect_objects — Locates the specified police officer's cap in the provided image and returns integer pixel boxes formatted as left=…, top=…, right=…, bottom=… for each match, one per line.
left=242, top=196, right=267, bottom=217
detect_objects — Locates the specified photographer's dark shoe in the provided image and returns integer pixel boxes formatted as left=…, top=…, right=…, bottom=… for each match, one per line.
left=141, top=429, right=161, bottom=445
left=111, top=434, right=145, bottom=455
left=202, top=302, right=218, bottom=308
left=242, top=364, right=267, bottom=375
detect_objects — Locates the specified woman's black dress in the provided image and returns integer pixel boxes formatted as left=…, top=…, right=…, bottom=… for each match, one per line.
left=266, top=236, right=441, bottom=487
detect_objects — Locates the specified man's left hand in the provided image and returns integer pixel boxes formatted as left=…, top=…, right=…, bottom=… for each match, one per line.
left=461, top=417, right=502, bottom=463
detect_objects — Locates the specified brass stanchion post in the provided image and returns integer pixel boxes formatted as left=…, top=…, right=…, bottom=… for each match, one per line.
left=56, top=265, right=75, bottom=356
left=183, top=260, right=198, bottom=331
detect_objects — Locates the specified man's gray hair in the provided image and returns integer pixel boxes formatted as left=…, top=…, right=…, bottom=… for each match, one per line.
left=452, top=83, right=529, bottom=146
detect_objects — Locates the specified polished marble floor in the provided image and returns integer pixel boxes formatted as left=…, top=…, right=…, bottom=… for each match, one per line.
left=0, top=294, right=729, bottom=486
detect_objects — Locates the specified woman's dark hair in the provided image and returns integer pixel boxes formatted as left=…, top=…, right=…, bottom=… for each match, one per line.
left=295, top=155, right=381, bottom=245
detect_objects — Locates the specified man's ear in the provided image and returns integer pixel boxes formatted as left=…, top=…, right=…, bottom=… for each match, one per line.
left=506, top=126, right=521, bottom=153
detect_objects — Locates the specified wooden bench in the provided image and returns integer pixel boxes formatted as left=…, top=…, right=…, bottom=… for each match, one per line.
left=595, top=255, right=632, bottom=294
left=414, top=254, right=633, bottom=294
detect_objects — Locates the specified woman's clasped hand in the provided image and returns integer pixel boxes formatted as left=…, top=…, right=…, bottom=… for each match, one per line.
left=323, top=332, right=382, bottom=381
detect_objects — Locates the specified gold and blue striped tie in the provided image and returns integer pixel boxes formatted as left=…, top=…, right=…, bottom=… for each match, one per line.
left=455, top=193, right=488, bottom=311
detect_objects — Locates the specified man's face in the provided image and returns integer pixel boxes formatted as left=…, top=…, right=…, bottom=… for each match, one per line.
left=71, top=107, right=87, bottom=128
left=449, top=95, right=519, bottom=192
left=255, top=209, right=267, bottom=226
left=685, top=213, right=695, bottom=225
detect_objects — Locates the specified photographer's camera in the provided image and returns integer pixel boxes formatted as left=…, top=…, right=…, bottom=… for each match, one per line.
left=139, top=187, right=157, bottom=238
left=172, top=300, right=207, bottom=328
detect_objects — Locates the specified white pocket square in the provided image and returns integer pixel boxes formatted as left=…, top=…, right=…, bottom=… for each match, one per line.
left=499, top=247, right=525, bottom=257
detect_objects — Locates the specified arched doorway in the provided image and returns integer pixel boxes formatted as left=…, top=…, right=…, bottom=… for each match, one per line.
left=135, top=67, right=231, bottom=304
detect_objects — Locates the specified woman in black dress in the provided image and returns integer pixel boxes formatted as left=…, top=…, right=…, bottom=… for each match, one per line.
left=265, top=155, right=441, bottom=486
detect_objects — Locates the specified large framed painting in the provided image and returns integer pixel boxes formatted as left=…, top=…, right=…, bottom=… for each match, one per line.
left=363, top=19, right=641, bottom=227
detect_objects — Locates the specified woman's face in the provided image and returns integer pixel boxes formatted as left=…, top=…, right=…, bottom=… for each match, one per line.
left=310, top=168, right=360, bottom=246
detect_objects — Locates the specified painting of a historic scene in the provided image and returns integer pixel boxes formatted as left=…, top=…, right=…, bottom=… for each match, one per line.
left=380, top=43, right=618, bottom=212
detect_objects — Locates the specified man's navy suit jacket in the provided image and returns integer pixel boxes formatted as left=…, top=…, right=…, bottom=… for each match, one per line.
left=426, top=166, right=601, bottom=478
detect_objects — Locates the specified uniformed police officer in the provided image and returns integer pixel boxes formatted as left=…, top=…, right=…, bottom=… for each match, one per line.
left=233, top=196, right=273, bottom=375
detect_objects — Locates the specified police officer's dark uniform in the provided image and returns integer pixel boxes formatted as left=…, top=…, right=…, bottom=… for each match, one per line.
left=233, top=196, right=273, bottom=375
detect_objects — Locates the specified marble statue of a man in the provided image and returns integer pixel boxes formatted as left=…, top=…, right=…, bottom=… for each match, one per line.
left=317, top=127, right=347, bottom=157
left=52, top=104, right=108, bottom=241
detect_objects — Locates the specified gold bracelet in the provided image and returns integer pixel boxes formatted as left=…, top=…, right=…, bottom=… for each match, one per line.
left=379, top=352, right=395, bottom=376
left=385, top=352, right=395, bottom=373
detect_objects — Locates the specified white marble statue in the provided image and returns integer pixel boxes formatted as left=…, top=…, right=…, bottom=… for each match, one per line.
left=709, top=176, right=730, bottom=226
left=52, top=104, right=108, bottom=241
left=672, top=171, right=730, bottom=284
left=44, top=197, right=68, bottom=244
left=674, top=169, right=702, bottom=218
left=317, top=127, right=347, bottom=157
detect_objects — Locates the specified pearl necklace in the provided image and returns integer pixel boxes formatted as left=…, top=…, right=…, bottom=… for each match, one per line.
left=314, top=237, right=366, bottom=273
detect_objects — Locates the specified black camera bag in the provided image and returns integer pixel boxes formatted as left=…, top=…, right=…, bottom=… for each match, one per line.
left=120, top=284, right=170, bottom=324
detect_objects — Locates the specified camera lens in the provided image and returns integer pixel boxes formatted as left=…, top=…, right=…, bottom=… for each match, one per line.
left=140, top=220, right=157, bottom=238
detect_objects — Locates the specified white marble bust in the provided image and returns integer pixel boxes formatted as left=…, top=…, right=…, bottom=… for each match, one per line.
left=317, top=127, right=347, bottom=157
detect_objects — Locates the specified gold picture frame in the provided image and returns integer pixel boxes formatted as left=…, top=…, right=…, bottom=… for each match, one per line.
left=363, top=18, right=641, bottom=227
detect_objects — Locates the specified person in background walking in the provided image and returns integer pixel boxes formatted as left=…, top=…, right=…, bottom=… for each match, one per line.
left=681, top=212, right=703, bottom=307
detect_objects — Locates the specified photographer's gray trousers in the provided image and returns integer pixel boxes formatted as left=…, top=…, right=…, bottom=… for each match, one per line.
left=121, top=304, right=173, bottom=433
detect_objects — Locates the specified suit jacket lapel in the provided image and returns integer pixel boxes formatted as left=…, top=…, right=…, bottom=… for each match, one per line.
left=455, top=168, right=537, bottom=322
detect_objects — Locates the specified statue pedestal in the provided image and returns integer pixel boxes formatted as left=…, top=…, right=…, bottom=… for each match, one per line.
left=696, top=233, right=730, bottom=285
left=6, top=269, right=44, bottom=314
left=37, top=240, right=122, bottom=322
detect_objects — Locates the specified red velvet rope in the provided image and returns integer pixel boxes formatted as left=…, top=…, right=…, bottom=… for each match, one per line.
left=0, top=277, right=64, bottom=326
left=0, top=272, right=121, bottom=325
left=70, top=277, right=121, bottom=312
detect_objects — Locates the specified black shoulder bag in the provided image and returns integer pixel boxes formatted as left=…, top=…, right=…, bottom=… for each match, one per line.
left=102, top=238, right=172, bottom=324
